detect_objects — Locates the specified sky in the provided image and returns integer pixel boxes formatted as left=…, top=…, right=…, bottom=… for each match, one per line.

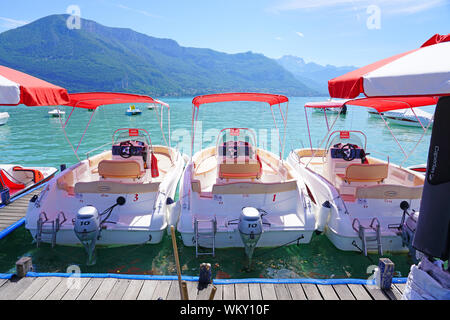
left=0, top=0, right=449, bottom=67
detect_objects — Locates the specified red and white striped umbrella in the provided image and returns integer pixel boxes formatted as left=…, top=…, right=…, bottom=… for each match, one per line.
left=328, top=34, right=450, bottom=99
left=0, top=65, right=69, bottom=106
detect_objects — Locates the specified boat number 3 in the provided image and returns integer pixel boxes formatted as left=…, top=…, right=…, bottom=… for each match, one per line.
left=134, top=194, right=139, bottom=202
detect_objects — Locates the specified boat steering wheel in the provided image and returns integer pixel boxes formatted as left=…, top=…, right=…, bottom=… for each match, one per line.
left=228, top=146, right=238, bottom=159
left=340, top=143, right=357, bottom=161
left=119, top=141, right=133, bottom=159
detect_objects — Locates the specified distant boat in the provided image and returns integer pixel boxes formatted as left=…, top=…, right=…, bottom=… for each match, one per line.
left=0, top=112, right=9, bottom=126
left=384, top=108, right=433, bottom=128
left=147, top=104, right=158, bottom=110
left=125, top=105, right=142, bottom=116
left=367, top=107, right=382, bottom=117
left=308, top=99, right=350, bottom=114
left=48, top=109, right=65, bottom=117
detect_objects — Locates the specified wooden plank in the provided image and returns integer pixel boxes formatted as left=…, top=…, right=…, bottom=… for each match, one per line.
left=364, top=285, right=389, bottom=300
left=222, top=284, right=235, bottom=300
left=317, top=284, right=339, bottom=300
left=248, top=283, right=262, bottom=300
left=348, top=284, right=372, bottom=300
left=137, top=280, right=158, bottom=300
left=76, top=278, right=104, bottom=300
left=16, top=277, right=49, bottom=300
left=107, top=279, right=132, bottom=300
left=31, top=277, right=63, bottom=300
left=122, top=280, right=144, bottom=300
left=151, top=280, right=172, bottom=300
left=212, top=284, right=223, bottom=300
left=91, top=278, right=117, bottom=300
left=394, top=283, right=406, bottom=295
left=286, top=283, right=307, bottom=300
left=302, top=284, right=323, bottom=300
left=260, top=283, right=277, bottom=300
left=61, top=277, right=90, bottom=300
left=0, top=279, right=8, bottom=289
left=235, top=283, right=250, bottom=300
left=274, top=283, right=292, bottom=300
left=166, top=281, right=182, bottom=300
left=185, top=281, right=199, bottom=300
left=383, top=286, right=403, bottom=300
left=332, top=284, right=355, bottom=300
left=197, top=284, right=214, bottom=300
left=0, top=277, right=35, bottom=300
left=46, top=278, right=73, bottom=300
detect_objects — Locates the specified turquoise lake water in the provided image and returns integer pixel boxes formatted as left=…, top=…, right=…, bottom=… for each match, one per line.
left=0, top=96, right=434, bottom=279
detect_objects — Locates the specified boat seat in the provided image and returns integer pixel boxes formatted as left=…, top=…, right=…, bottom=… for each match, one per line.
left=218, top=160, right=261, bottom=180
left=98, top=160, right=144, bottom=179
left=336, top=163, right=388, bottom=183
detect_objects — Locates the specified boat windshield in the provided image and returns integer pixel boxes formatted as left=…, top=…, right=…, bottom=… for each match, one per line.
left=113, top=128, right=151, bottom=146
left=216, top=128, right=257, bottom=160
left=326, top=131, right=366, bottom=151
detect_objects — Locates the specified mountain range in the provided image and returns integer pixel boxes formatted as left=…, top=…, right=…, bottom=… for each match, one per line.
left=0, top=14, right=354, bottom=97
left=276, top=55, right=356, bottom=93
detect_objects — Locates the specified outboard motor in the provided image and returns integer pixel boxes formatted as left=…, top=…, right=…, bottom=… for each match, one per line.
left=238, top=207, right=263, bottom=265
left=74, top=206, right=100, bottom=265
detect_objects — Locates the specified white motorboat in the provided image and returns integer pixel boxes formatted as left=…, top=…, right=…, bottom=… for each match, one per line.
left=25, top=92, right=185, bottom=264
left=0, top=164, right=57, bottom=205
left=176, top=93, right=315, bottom=260
left=287, top=100, right=427, bottom=256
left=0, top=112, right=9, bottom=126
left=384, top=108, right=434, bottom=128
left=48, top=109, right=65, bottom=117
left=308, top=99, right=349, bottom=115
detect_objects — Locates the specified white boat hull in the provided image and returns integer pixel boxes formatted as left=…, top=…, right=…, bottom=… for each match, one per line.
left=287, top=149, right=423, bottom=253
left=25, top=146, right=185, bottom=246
left=176, top=147, right=316, bottom=250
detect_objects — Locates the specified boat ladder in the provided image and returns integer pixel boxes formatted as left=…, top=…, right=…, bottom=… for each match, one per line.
left=352, top=218, right=383, bottom=256
left=36, top=211, right=67, bottom=248
left=194, top=216, right=217, bottom=257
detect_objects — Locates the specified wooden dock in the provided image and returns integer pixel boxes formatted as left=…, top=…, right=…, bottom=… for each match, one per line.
left=0, top=276, right=405, bottom=300
left=0, top=189, right=42, bottom=235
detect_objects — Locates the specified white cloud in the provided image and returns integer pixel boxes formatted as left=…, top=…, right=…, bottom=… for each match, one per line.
left=115, top=4, right=163, bottom=19
left=275, top=36, right=283, bottom=40
left=295, top=31, right=305, bottom=37
left=0, top=17, right=29, bottom=29
left=268, top=0, right=446, bottom=15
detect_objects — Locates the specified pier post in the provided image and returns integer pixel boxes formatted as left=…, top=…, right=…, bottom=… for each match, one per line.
left=15, top=257, right=33, bottom=278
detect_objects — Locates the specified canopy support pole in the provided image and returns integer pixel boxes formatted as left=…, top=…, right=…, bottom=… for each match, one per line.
left=378, top=112, right=408, bottom=158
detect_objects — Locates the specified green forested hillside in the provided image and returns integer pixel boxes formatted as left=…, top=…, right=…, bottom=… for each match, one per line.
left=0, top=14, right=319, bottom=96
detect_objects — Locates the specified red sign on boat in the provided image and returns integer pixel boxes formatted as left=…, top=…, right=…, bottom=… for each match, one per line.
left=129, top=129, right=139, bottom=136
left=340, top=131, right=350, bottom=139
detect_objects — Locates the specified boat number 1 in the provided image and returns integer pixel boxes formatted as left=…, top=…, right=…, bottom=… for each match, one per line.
left=134, top=194, right=139, bottom=202
left=273, top=194, right=276, bottom=202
